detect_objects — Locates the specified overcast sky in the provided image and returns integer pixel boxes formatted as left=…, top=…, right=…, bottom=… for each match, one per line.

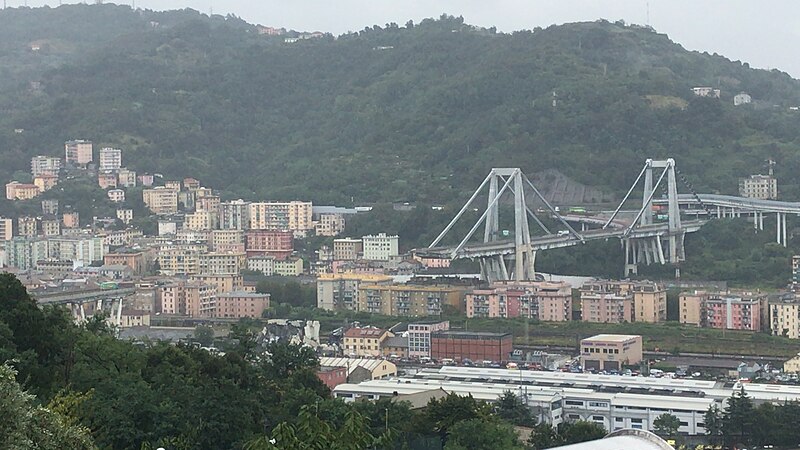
left=8, top=0, right=800, bottom=78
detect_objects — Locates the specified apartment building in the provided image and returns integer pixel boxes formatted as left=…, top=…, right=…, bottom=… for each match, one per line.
left=316, top=273, right=393, bottom=310
left=116, top=209, right=134, bottom=225
left=680, top=291, right=767, bottom=331
left=189, top=274, right=243, bottom=294
left=210, top=229, right=244, bottom=253
left=104, top=250, right=150, bottom=275
left=343, top=327, right=393, bottom=358
left=33, top=175, right=58, bottom=193
left=197, top=195, right=220, bottom=214
left=465, top=281, right=572, bottom=321
left=408, top=321, right=450, bottom=358
left=117, top=168, right=137, bottom=188
left=184, top=210, right=214, bottom=231
left=41, top=218, right=60, bottom=237
left=314, top=213, right=345, bottom=237
left=98, top=147, right=122, bottom=171
left=17, top=216, right=38, bottom=237
left=62, top=212, right=80, bottom=228
left=739, top=174, right=777, bottom=200
left=0, top=218, right=12, bottom=241
left=629, top=281, right=667, bottom=323
left=247, top=256, right=275, bottom=276
left=157, top=246, right=201, bottom=276
left=198, top=252, right=246, bottom=275
left=158, top=282, right=217, bottom=317
left=7, top=237, right=48, bottom=270
left=248, top=201, right=313, bottom=237
left=274, top=257, right=303, bottom=276
left=64, top=139, right=93, bottom=165
left=45, top=236, right=104, bottom=266
left=362, top=233, right=399, bottom=261
left=357, top=284, right=465, bottom=316
left=333, top=238, right=362, bottom=261
left=214, top=291, right=270, bottom=319
left=431, top=331, right=513, bottom=363
left=219, top=200, right=251, bottom=230
left=143, top=187, right=179, bottom=214
left=97, top=173, right=118, bottom=189
left=107, top=189, right=125, bottom=203
left=770, top=294, right=800, bottom=338
left=30, top=156, right=61, bottom=177
left=6, top=182, right=40, bottom=201
left=41, top=199, right=59, bottom=216
left=244, top=230, right=293, bottom=259
left=580, top=281, right=634, bottom=324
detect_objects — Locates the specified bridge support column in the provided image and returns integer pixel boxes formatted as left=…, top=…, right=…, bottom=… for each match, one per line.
left=783, top=213, right=788, bottom=247
left=623, top=239, right=638, bottom=276
left=777, top=213, right=787, bottom=246
left=759, top=212, right=764, bottom=230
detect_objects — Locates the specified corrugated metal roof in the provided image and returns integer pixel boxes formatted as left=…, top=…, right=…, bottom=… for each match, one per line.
left=319, top=357, right=396, bottom=376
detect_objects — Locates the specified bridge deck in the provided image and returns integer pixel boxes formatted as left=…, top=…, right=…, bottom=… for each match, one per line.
left=655, top=194, right=800, bottom=214
left=33, top=287, right=136, bottom=305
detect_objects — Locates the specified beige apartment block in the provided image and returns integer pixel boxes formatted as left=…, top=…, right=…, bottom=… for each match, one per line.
left=30, top=156, right=61, bottom=177
left=314, top=213, right=346, bottom=237
left=343, top=327, right=393, bottom=357
left=33, top=175, right=58, bottom=193
left=17, top=216, right=38, bottom=237
left=580, top=334, right=643, bottom=372
left=0, top=218, right=12, bottom=241
left=143, top=187, right=179, bottom=214
left=62, top=212, right=80, bottom=228
left=65, top=139, right=93, bottom=165
left=770, top=294, right=800, bottom=338
left=249, top=201, right=313, bottom=236
left=210, top=229, right=245, bottom=252
left=333, top=238, right=362, bottom=261
left=158, top=282, right=217, bottom=317
left=316, top=273, right=393, bottom=311
left=274, top=257, right=303, bottom=276
left=358, top=284, right=465, bottom=317
left=198, top=252, right=246, bottom=275
left=189, top=274, right=244, bottom=294
left=157, top=246, right=201, bottom=276
left=214, top=291, right=270, bottom=319
left=739, top=174, right=777, bottom=200
left=41, top=219, right=60, bottom=237
left=6, top=182, right=40, bottom=200
left=679, top=291, right=706, bottom=326
left=184, top=210, right=214, bottom=231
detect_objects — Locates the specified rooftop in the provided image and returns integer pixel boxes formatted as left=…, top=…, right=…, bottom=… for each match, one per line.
left=581, top=334, right=641, bottom=342
left=344, top=327, right=388, bottom=338
left=432, top=331, right=512, bottom=338
left=216, top=291, right=270, bottom=298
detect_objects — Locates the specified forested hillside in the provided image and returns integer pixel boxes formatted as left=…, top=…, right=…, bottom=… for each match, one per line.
left=1, top=5, right=800, bottom=205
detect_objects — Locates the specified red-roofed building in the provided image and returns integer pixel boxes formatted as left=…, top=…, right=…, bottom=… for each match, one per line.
left=343, top=326, right=393, bottom=357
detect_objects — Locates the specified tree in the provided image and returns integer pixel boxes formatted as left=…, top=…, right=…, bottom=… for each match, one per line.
left=722, top=387, right=754, bottom=446
left=527, top=422, right=561, bottom=450
left=0, top=363, right=94, bottom=450
left=496, top=391, right=534, bottom=426
left=558, top=421, right=606, bottom=445
left=653, top=413, right=681, bottom=438
left=261, top=342, right=319, bottom=379
left=192, top=325, right=214, bottom=347
left=444, top=418, right=524, bottom=450
left=704, top=404, right=723, bottom=445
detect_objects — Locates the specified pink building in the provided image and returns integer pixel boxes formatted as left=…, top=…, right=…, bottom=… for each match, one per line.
left=98, top=173, right=118, bottom=189
left=703, top=294, right=761, bottom=331
left=465, top=281, right=572, bottom=321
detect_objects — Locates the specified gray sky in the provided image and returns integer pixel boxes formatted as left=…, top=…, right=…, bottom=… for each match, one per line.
left=9, top=0, right=800, bottom=78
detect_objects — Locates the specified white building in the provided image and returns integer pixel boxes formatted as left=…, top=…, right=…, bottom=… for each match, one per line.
left=739, top=174, right=777, bottom=200
left=691, top=87, right=720, bottom=98
left=361, top=233, right=399, bottom=261
left=107, top=189, right=125, bottom=203
left=99, top=147, right=122, bottom=171
left=116, top=209, right=134, bottom=225
left=247, top=256, right=275, bottom=276
left=30, top=156, right=61, bottom=177
left=733, top=92, right=752, bottom=106
left=407, top=321, right=450, bottom=358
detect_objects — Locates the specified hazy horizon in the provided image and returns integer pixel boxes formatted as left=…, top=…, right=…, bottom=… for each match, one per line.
left=4, top=0, right=800, bottom=78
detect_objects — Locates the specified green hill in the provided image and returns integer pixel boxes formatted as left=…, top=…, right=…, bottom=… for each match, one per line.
left=1, top=6, right=799, bottom=206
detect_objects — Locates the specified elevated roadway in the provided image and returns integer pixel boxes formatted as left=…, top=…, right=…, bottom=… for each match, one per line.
left=32, top=287, right=136, bottom=306
left=418, top=220, right=705, bottom=259
left=656, top=193, right=800, bottom=214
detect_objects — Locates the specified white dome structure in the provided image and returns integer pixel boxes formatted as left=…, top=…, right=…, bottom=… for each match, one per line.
left=549, top=428, right=674, bottom=450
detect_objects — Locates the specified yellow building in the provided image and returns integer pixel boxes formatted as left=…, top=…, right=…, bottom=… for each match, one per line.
left=210, top=230, right=244, bottom=252
left=189, top=274, right=244, bottom=294
left=770, top=294, right=800, bottom=338
left=274, top=257, right=303, bottom=276
left=580, top=334, right=643, bottom=372
left=357, top=284, right=466, bottom=317
left=143, top=187, right=179, bottom=214
left=316, top=273, right=393, bottom=311
left=342, top=327, right=393, bottom=357
left=679, top=291, right=707, bottom=326
left=41, top=219, right=60, bottom=237
left=184, top=210, right=214, bottom=231
left=33, top=174, right=58, bottom=193
left=17, top=216, right=37, bottom=237
left=158, top=282, right=217, bottom=317
left=784, top=354, right=800, bottom=373
left=6, top=182, right=40, bottom=200
left=157, top=246, right=201, bottom=276
left=0, top=218, right=12, bottom=241
left=198, top=252, right=246, bottom=275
